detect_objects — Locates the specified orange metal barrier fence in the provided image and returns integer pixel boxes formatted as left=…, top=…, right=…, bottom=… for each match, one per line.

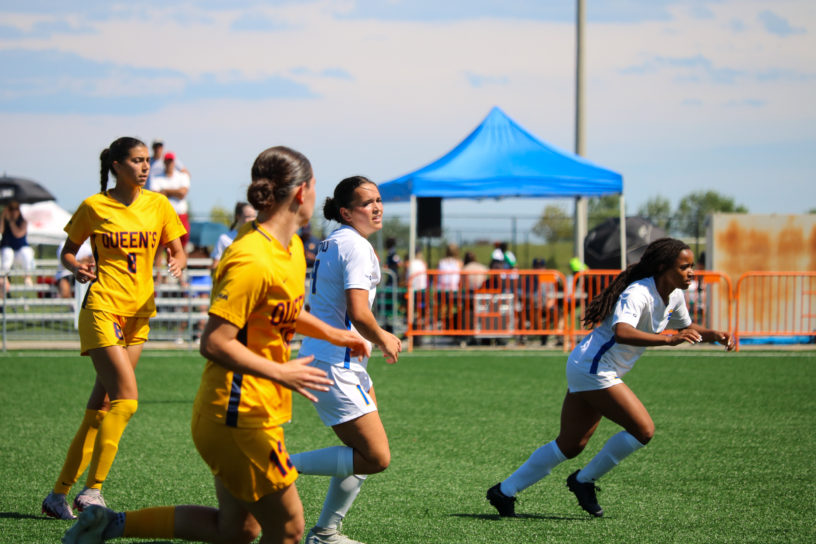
left=405, top=269, right=568, bottom=349
left=734, top=272, right=816, bottom=350
left=566, top=270, right=734, bottom=349
left=402, top=268, right=812, bottom=351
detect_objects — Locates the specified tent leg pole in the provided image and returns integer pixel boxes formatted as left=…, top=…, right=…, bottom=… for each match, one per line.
left=619, top=194, right=626, bottom=269
left=408, top=195, right=417, bottom=351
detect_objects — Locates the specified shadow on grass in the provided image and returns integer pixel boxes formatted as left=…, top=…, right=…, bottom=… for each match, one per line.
left=450, top=512, right=587, bottom=521
left=0, top=511, right=49, bottom=520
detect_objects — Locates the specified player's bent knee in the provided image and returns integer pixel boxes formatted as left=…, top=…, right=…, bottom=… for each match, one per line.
left=637, top=429, right=654, bottom=445
left=282, top=515, right=305, bottom=544
left=560, top=445, right=585, bottom=459
left=629, top=424, right=654, bottom=445
left=370, top=448, right=391, bottom=473
left=555, top=438, right=585, bottom=459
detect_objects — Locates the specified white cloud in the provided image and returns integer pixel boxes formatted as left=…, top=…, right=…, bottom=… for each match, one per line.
left=0, top=0, right=813, bottom=239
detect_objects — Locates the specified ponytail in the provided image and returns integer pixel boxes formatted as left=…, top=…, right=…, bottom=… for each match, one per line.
left=99, top=148, right=112, bottom=192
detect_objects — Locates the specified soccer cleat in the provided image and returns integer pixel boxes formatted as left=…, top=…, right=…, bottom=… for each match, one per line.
left=42, top=492, right=77, bottom=520
left=304, top=525, right=365, bottom=544
left=486, top=483, right=517, bottom=517
left=61, top=505, right=113, bottom=544
left=566, top=470, right=603, bottom=517
left=73, top=487, right=107, bottom=512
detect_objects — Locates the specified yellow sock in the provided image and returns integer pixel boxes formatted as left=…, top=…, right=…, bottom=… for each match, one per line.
left=54, top=409, right=107, bottom=495
left=123, top=506, right=175, bottom=539
left=84, top=399, right=137, bottom=489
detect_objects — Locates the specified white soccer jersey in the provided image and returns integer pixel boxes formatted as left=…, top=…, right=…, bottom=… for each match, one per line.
left=567, top=276, right=692, bottom=377
left=299, top=225, right=380, bottom=366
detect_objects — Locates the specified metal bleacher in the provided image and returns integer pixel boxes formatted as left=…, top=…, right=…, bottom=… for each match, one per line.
left=1, top=258, right=213, bottom=351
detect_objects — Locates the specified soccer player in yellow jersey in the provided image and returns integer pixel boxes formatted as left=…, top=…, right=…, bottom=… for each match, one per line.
left=42, top=137, right=187, bottom=521
left=63, top=146, right=369, bottom=544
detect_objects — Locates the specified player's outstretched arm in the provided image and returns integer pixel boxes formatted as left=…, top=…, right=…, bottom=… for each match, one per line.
left=346, top=288, right=402, bottom=364
left=686, top=323, right=736, bottom=351
left=295, top=309, right=371, bottom=360
left=200, top=314, right=332, bottom=401
left=614, top=322, right=704, bottom=347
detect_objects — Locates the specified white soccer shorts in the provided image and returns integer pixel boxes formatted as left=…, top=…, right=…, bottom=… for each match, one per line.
left=309, top=360, right=376, bottom=427
left=566, top=360, right=624, bottom=393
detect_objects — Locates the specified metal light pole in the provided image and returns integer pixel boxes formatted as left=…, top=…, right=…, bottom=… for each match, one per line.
left=574, top=0, right=626, bottom=269
left=574, top=0, right=588, bottom=264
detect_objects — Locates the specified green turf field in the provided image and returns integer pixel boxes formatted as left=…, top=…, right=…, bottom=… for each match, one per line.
left=1, top=348, right=814, bottom=543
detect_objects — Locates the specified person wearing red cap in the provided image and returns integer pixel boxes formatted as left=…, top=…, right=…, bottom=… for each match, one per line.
left=148, top=140, right=188, bottom=190
left=151, top=151, right=191, bottom=249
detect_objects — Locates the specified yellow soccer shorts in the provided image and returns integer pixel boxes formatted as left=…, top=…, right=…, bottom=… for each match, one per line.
left=77, top=309, right=150, bottom=355
left=191, top=411, right=298, bottom=503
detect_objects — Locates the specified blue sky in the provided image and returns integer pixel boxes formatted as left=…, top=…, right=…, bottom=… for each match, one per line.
left=0, top=0, right=813, bottom=242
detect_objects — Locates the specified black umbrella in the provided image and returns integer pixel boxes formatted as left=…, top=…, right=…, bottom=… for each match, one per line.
left=584, top=217, right=668, bottom=269
left=0, top=176, right=56, bottom=205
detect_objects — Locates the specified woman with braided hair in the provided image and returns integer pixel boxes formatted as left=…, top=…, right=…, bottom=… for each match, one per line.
left=487, top=238, right=734, bottom=519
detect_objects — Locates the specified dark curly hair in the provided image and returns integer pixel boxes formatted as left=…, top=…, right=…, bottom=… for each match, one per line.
left=247, top=146, right=313, bottom=210
left=582, top=237, right=691, bottom=327
left=99, top=137, right=146, bottom=193
left=323, top=175, right=375, bottom=224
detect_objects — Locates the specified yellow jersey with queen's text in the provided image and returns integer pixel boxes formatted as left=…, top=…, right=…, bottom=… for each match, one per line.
left=64, top=189, right=186, bottom=317
left=193, top=222, right=306, bottom=428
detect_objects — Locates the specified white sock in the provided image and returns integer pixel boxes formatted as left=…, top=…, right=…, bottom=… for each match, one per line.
left=316, top=474, right=367, bottom=530
left=577, top=431, right=645, bottom=483
left=500, top=440, right=566, bottom=497
left=290, top=446, right=355, bottom=477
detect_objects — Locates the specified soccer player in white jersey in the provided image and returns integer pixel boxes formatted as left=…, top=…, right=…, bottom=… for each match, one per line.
left=293, top=176, right=402, bottom=544
left=487, top=238, right=735, bottom=519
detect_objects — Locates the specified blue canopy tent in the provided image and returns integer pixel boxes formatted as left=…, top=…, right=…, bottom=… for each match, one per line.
left=378, top=106, right=626, bottom=268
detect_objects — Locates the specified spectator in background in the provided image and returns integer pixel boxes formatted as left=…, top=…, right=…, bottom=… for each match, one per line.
left=407, top=250, right=428, bottom=336
left=486, top=257, right=508, bottom=292
left=569, top=256, right=588, bottom=274
left=437, top=243, right=462, bottom=292
left=407, top=249, right=427, bottom=292
left=299, top=222, right=319, bottom=312
left=148, top=140, right=188, bottom=189
left=530, top=257, right=561, bottom=346
left=462, top=251, right=488, bottom=291
left=151, top=152, right=191, bottom=250
left=55, top=239, right=94, bottom=298
left=299, top=222, right=319, bottom=269
left=0, top=199, right=35, bottom=293
left=461, top=251, right=489, bottom=343
left=211, top=201, right=256, bottom=270
left=491, top=241, right=517, bottom=269
left=437, top=243, right=462, bottom=325
left=384, top=236, right=401, bottom=286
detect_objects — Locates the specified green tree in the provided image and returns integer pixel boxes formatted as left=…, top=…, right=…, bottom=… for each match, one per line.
left=532, top=204, right=573, bottom=243
left=674, top=190, right=748, bottom=237
left=588, top=195, right=621, bottom=229
left=209, top=205, right=231, bottom=227
left=637, top=196, right=672, bottom=231
left=381, top=216, right=410, bottom=247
